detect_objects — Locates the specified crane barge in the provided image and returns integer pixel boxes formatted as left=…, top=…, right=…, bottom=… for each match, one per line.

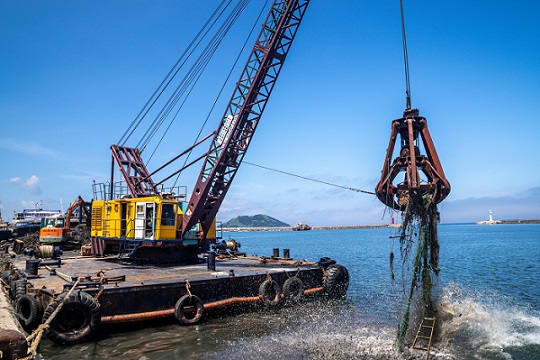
left=4, top=1, right=350, bottom=347
left=90, top=0, right=313, bottom=262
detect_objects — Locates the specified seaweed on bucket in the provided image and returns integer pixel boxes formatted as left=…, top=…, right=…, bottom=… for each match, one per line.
left=392, top=190, right=440, bottom=353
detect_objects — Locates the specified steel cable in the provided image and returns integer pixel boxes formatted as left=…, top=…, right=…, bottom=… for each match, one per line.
left=137, top=0, right=249, bottom=151
left=400, top=0, right=412, bottom=109
left=171, top=0, right=269, bottom=188
left=244, top=161, right=376, bottom=195
left=118, top=0, right=230, bottom=146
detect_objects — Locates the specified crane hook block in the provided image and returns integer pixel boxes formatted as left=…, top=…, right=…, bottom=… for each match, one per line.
left=375, top=108, right=450, bottom=210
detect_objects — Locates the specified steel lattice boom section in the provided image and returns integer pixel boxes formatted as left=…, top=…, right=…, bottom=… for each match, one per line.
left=182, top=0, right=310, bottom=238
left=110, top=145, right=159, bottom=197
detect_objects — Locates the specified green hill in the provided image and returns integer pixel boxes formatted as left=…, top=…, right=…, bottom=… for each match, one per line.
left=222, top=214, right=290, bottom=228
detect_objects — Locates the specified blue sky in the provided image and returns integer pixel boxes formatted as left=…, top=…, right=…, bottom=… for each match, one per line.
left=1, top=1, right=539, bottom=226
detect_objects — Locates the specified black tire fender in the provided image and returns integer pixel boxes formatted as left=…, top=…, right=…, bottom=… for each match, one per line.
left=42, top=291, right=101, bottom=344
left=282, top=277, right=304, bottom=303
left=16, top=294, right=43, bottom=330
left=11, top=279, right=26, bottom=301
left=1, top=271, right=11, bottom=286
left=258, top=279, right=281, bottom=306
left=174, top=295, right=205, bottom=325
left=323, top=264, right=350, bottom=298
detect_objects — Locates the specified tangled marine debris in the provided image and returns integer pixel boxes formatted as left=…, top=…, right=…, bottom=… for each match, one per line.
left=375, top=3, right=450, bottom=352
left=375, top=106, right=450, bottom=354
left=393, top=191, right=440, bottom=352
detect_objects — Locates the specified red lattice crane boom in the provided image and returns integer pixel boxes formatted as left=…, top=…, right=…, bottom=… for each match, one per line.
left=108, top=0, right=310, bottom=243
left=181, top=0, right=310, bottom=239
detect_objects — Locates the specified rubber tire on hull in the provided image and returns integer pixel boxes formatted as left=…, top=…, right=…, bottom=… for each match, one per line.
left=11, top=279, right=26, bottom=301
left=323, top=264, right=350, bottom=298
left=174, top=295, right=205, bottom=325
left=42, top=291, right=101, bottom=344
left=16, top=294, right=43, bottom=330
left=282, top=277, right=304, bottom=303
left=0, top=271, right=10, bottom=286
left=259, top=280, right=281, bottom=306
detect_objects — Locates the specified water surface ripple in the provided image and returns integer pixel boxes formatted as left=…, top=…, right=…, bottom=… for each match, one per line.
left=39, top=224, right=540, bottom=359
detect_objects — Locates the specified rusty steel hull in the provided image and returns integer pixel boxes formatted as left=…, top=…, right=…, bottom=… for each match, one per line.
left=11, top=254, right=328, bottom=323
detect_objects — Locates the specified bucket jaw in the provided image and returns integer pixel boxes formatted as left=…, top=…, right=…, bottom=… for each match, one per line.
left=375, top=108, right=450, bottom=210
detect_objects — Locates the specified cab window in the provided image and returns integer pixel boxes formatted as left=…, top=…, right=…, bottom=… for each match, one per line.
left=161, top=204, right=175, bottom=226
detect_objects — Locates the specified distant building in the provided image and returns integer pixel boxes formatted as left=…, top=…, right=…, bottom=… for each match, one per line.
left=476, top=210, right=502, bottom=225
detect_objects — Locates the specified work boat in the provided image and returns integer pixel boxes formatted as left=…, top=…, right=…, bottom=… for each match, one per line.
left=12, top=206, right=61, bottom=225
left=293, top=222, right=312, bottom=231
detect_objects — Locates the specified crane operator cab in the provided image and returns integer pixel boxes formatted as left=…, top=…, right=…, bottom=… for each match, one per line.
left=90, top=189, right=217, bottom=262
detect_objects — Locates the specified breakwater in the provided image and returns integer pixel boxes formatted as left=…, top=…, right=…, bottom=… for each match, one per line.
left=499, top=219, right=540, bottom=224
left=477, top=219, right=540, bottom=225
left=222, top=224, right=399, bottom=232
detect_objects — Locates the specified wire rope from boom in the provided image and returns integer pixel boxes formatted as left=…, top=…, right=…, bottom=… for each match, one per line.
left=110, top=1, right=276, bottom=200
left=400, top=0, right=412, bottom=109
left=149, top=0, right=269, bottom=170
left=170, top=0, right=271, bottom=189
left=117, top=0, right=229, bottom=147
left=244, top=161, right=376, bottom=196
left=138, top=0, right=253, bottom=154
left=117, top=0, right=253, bottom=155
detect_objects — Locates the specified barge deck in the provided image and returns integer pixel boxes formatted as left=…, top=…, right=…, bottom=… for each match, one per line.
left=4, top=249, right=349, bottom=346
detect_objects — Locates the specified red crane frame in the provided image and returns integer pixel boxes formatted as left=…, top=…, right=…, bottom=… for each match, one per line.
left=181, top=0, right=310, bottom=239
left=109, top=1, right=310, bottom=242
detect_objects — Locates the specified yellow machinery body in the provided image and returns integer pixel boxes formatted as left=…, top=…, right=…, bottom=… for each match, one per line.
left=90, top=195, right=216, bottom=244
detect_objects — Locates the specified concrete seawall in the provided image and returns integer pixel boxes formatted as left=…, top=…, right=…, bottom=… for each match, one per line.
left=0, top=280, right=28, bottom=359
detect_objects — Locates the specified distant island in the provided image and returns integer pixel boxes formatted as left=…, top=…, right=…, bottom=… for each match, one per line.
left=222, top=214, right=290, bottom=228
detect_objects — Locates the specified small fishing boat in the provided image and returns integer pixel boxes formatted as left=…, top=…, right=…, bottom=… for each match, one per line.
left=293, top=222, right=312, bottom=231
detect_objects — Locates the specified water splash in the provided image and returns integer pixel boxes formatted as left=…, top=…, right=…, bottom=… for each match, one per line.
left=436, top=282, right=540, bottom=359
left=208, top=301, right=455, bottom=360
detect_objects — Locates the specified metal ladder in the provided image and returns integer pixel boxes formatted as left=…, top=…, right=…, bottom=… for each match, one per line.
left=118, top=239, right=141, bottom=259
left=412, top=316, right=436, bottom=359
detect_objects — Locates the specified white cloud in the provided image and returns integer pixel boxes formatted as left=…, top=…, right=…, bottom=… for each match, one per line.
left=0, top=138, right=62, bottom=159
left=10, top=175, right=43, bottom=195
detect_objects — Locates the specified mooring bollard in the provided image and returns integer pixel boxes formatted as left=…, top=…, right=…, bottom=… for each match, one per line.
left=283, top=248, right=290, bottom=259
left=25, top=259, right=40, bottom=276
left=207, top=252, right=216, bottom=271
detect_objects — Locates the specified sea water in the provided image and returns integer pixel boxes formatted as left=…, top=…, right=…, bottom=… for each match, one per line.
left=39, top=224, right=540, bottom=359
